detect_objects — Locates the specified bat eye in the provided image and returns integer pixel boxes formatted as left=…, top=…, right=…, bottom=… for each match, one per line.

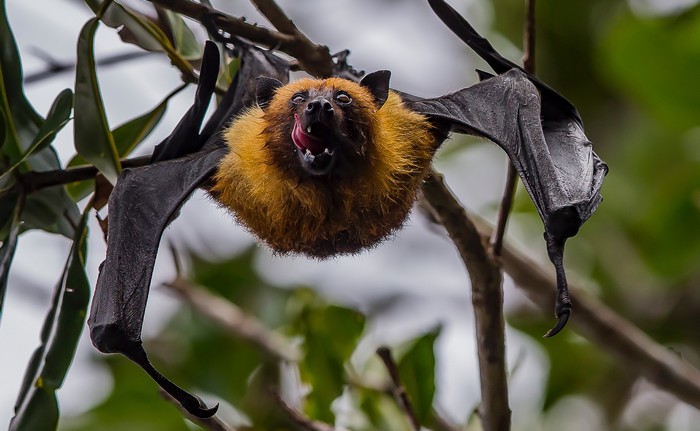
left=335, top=92, right=352, bottom=105
left=292, top=93, right=306, bottom=104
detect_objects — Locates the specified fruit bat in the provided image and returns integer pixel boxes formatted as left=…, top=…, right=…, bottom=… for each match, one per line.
left=88, top=1, right=607, bottom=418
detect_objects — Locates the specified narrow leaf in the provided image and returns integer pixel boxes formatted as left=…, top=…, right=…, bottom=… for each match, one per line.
left=91, top=2, right=195, bottom=79
left=74, top=18, right=121, bottom=184
left=0, top=89, right=72, bottom=182
left=397, top=328, right=439, bottom=426
left=10, top=208, right=91, bottom=431
left=66, top=83, right=186, bottom=201
left=0, top=191, right=22, bottom=321
left=161, top=10, right=202, bottom=60
left=289, top=292, right=365, bottom=423
left=0, top=0, right=80, bottom=238
left=0, top=0, right=42, bottom=160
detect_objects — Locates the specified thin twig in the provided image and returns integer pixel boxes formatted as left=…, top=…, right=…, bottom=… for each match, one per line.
left=146, top=0, right=334, bottom=77
left=376, top=346, right=421, bottom=431
left=25, top=50, right=154, bottom=84
left=159, top=389, right=236, bottom=431
left=489, top=164, right=518, bottom=257
left=163, top=277, right=300, bottom=363
left=274, top=393, right=336, bottom=431
left=421, top=169, right=511, bottom=431
left=490, top=0, right=536, bottom=257
left=248, top=0, right=299, bottom=35
left=431, top=409, right=462, bottom=431
left=522, top=0, right=536, bottom=73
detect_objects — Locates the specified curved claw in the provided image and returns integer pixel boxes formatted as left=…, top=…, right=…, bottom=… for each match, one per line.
left=543, top=309, right=570, bottom=338
left=128, top=345, right=219, bottom=418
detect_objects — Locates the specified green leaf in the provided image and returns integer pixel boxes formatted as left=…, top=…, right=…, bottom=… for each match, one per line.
left=85, top=1, right=196, bottom=80
left=58, top=356, right=194, bottom=431
left=0, top=89, right=72, bottom=183
left=74, top=18, right=121, bottom=185
left=0, top=0, right=80, bottom=237
left=396, top=328, right=439, bottom=427
left=0, top=191, right=21, bottom=321
left=0, top=0, right=42, bottom=161
left=22, top=187, right=80, bottom=237
left=288, top=291, right=365, bottom=423
left=10, top=208, right=91, bottom=431
left=161, top=10, right=202, bottom=60
left=67, top=83, right=185, bottom=200
left=600, top=10, right=700, bottom=132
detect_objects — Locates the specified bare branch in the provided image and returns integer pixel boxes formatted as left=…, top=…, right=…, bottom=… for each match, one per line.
left=376, top=346, right=421, bottom=431
left=522, top=0, right=537, bottom=74
left=159, top=389, right=236, bottom=431
left=274, top=393, right=336, bottom=431
left=163, top=277, right=300, bottom=363
left=428, top=182, right=700, bottom=410
left=490, top=0, right=536, bottom=257
left=421, top=169, right=511, bottom=431
left=489, top=163, right=518, bottom=257
left=14, top=156, right=151, bottom=195
left=25, top=50, right=154, bottom=85
left=147, top=0, right=334, bottom=77
left=248, top=0, right=299, bottom=35
left=492, top=223, right=700, bottom=409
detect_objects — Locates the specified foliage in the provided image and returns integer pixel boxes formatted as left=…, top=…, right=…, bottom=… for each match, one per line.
left=1, top=0, right=699, bottom=430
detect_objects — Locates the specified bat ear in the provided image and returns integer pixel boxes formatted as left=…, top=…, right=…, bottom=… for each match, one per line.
left=256, top=77, right=284, bottom=110
left=476, top=69, right=495, bottom=81
left=360, top=70, right=391, bottom=108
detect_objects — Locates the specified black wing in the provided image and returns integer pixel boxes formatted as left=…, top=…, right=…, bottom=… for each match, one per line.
left=411, top=0, right=607, bottom=336
left=88, top=41, right=290, bottom=418
left=88, top=148, right=227, bottom=417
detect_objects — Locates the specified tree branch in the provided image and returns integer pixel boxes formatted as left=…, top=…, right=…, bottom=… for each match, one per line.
left=160, top=389, right=236, bottom=431
left=16, top=156, right=151, bottom=195
left=425, top=174, right=700, bottom=410
left=248, top=0, right=300, bottom=35
left=146, top=0, right=334, bottom=77
left=163, top=276, right=300, bottom=363
left=274, top=393, right=336, bottom=431
left=25, top=50, right=154, bottom=85
left=490, top=222, right=700, bottom=409
left=376, top=346, right=421, bottom=431
left=490, top=0, right=536, bottom=257
left=421, top=169, right=511, bottom=431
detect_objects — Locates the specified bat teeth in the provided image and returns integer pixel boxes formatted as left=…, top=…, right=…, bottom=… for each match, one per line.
left=323, top=148, right=333, bottom=155
left=305, top=149, right=312, bottom=156
left=306, top=126, right=312, bottom=134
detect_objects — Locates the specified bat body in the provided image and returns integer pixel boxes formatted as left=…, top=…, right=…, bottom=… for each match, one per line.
left=212, top=74, right=437, bottom=257
left=88, top=0, right=607, bottom=418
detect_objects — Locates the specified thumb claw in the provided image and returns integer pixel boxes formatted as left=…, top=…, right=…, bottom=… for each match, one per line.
left=543, top=309, right=570, bottom=338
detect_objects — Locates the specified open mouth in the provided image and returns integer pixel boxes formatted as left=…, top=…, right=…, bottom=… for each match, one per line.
left=292, top=114, right=336, bottom=175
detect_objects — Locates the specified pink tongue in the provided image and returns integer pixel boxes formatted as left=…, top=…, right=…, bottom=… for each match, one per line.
left=292, top=114, right=326, bottom=155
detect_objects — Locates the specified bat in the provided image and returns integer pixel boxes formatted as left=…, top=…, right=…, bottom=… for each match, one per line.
left=88, top=1, right=607, bottom=418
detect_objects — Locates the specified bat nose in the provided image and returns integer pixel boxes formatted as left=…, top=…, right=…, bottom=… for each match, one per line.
left=306, top=98, right=333, bottom=116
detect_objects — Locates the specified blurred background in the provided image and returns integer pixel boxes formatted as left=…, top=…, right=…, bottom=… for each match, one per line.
left=2, top=0, right=700, bottom=429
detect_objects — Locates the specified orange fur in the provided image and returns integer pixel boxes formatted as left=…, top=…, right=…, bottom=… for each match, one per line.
left=211, top=78, right=437, bottom=257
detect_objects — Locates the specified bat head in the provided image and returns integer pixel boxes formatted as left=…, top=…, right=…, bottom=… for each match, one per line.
left=214, top=71, right=436, bottom=257
left=255, top=71, right=390, bottom=177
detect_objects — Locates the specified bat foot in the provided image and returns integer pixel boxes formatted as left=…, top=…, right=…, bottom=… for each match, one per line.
left=543, top=308, right=570, bottom=338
